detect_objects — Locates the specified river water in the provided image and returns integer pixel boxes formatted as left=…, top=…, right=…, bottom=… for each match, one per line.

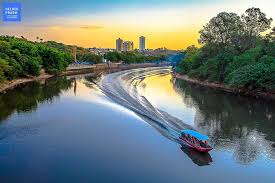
left=0, top=67, right=274, bottom=183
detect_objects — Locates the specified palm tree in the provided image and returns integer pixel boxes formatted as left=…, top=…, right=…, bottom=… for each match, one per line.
left=40, top=38, right=43, bottom=42
left=36, top=36, right=39, bottom=42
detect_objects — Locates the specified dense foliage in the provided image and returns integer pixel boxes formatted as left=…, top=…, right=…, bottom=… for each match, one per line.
left=177, top=8, right=275, bottom=92
left=0, top=36, right=74, bottom=82
left=0, top=36, right=105, bottom=83
left=44, top=41, right=102, bottom=64
left=104, top=51, right=166, bottom=64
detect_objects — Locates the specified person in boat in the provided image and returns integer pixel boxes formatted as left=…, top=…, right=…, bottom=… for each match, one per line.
left=181, top=132, right=186, bottom=138
left=179, top=130, right=213, bottom=152
left=181, top=131, right=207, bottom=147
left=194, top=137, right=198, bottom=145
left=199, top=140, right=209, bottom=148
left=187, top=134, right=191, bottom=141
left=180, top=130, right=209, bottom=147
left=193, top=137, right=197, bottom=144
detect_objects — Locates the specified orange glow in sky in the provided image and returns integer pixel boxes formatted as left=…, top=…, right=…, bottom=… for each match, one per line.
left=0, top=0, right=274, bottom=49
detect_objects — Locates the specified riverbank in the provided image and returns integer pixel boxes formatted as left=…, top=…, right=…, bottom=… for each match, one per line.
left=0, top=73, right=54, bottom=93
left=62, top=62, right=170, bottom=76
left=0, top=63, right=169, bottom=93
left=174, top=74, right=275, bottom=101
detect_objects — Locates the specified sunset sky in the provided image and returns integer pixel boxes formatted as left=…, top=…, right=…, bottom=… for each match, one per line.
left=1, top=0, right=274, bottom=49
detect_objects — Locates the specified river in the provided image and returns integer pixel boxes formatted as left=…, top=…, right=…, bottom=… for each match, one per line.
left=0, top=67, right=274, bottom=183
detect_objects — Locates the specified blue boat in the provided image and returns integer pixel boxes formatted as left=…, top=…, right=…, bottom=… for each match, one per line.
left=179, top=130, right=213, bottom=152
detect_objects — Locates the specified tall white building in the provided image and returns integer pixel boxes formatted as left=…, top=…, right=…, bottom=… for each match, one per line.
left=116, top=38, right=123, bottom=51
left=139, top=36, right=145, bottom=51
left=123, top=41, right=134, bottom=51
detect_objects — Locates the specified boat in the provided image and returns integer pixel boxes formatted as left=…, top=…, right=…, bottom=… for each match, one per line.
left=179, top=129, right=213, bottom=153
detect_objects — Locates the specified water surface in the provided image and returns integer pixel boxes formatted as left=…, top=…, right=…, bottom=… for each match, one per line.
left=0, top=68, right=274, bottom=183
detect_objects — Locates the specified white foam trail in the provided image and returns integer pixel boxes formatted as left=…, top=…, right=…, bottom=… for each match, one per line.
left=99, top=67, right=194, bottom=143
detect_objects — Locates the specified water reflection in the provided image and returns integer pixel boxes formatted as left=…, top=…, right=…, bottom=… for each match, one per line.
left=0, top=77, right=73, bottom=122
left=1, top=71, right=275, bottom=168
left=180, top=146, right=213, bottom=166
left=0, top=73, right=104, bottom=125
left=174, top=79, right=275, bottom=164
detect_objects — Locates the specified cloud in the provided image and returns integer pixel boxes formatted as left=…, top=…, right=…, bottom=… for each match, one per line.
left=4, top=23, right=104, bottom=31
left=49, top=26, right=62, bottom=30
left=80, top=25, right=104, bottom=30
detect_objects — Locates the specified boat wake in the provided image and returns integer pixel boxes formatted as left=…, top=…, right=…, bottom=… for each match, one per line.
left=99, top=67, right=194, bottom=144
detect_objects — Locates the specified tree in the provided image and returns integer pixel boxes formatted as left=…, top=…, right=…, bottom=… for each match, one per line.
left=10, top=40, right=37, bottom=56
left=185, top=45, right=198, bottom=54
left=25, top=57, right=41, bottom=76
left=199, top=8, right=273, bottom=52
left=104, top=51, right=122, bottom=62
left=79, top=53, right=102, bottom=63
left=267, top=27, right=275, bottom=40
left=5, top=58, right=23, bottom=79
left=0, top=40, right=11, bottom=53
left=37, top=45, right=69, bottom=73
left=177, top=7, right=275, bottom=92
left=241, top=7, right=273, bottom=37
left=0, top=59, right=11, bottom=82
left=0, top=36, right=76, bottom=82
left=226, top=63, right=275, bottom=90
left=198, top=12, right=243, bottom=45
left=177, top=45, right=200, bottom=74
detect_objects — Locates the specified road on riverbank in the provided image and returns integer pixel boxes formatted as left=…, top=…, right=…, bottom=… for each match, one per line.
left=0, top=62, right=170, bottom=93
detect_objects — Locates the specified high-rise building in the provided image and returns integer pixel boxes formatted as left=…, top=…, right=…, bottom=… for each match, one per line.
left=116, top=38, right=123, bottom=51
left=139, top=36, right=145, bottom=51
left=123, top=41, right=134, bottom=51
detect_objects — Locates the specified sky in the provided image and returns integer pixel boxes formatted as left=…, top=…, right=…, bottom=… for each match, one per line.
left=0, top=0, right=274, bottom=49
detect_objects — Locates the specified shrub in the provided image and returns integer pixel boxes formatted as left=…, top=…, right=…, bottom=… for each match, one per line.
left=225, top=63, right=275, bottom=90
left=37, top=45, right=68, bottom=73
left=0, top=59, right=11, bottom=82
left=26, top=57, right=41, bottom=76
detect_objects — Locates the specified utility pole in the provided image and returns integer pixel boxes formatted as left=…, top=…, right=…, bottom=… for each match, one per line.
left=73, top=46, right=77, bottom=63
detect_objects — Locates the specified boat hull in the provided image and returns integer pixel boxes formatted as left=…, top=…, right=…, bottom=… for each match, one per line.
left=179, top=137, right=213, bottom=153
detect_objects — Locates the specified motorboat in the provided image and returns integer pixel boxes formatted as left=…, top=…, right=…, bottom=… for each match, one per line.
left=179, top=129, right=213, bottom=153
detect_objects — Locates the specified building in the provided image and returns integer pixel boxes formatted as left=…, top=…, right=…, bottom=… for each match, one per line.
left=89, top=47, right=115, bottom=55
left=122, top=41, right=134, bottom=51
left=139, top=36, right=145, bottom=51
left=116, top=38, right=123, bottom=51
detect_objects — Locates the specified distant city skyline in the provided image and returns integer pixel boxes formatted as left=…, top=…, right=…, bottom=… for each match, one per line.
left=0, top=0, right=274, bottom=49
left=139, top=36, right=146, bottom=51
left=123, top=41, right=134, bottom=51
left=116, top=36, right=146, bottom=51
left=116, top=38, right=123, bottom=51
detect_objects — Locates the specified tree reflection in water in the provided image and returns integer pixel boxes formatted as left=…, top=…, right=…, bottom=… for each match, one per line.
left=0, top=77, right=73, bottom=122
left=174, top=79, right=275, bottom=165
